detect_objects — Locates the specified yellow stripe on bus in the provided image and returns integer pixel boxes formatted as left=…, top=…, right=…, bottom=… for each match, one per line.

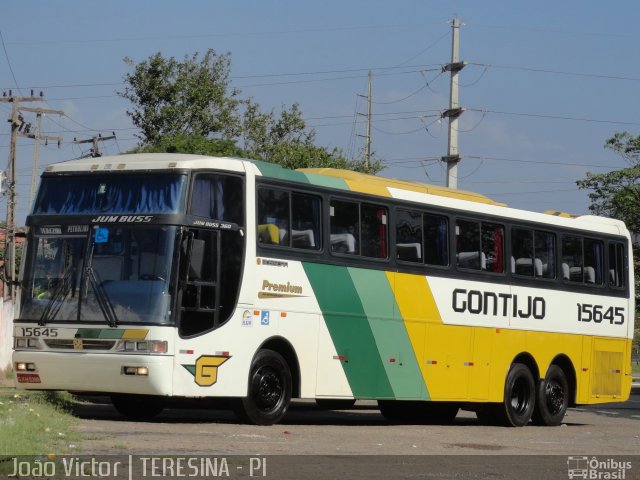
left=121, top=329, right=149, bottom=340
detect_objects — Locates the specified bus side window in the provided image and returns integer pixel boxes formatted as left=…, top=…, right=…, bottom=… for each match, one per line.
left=396, top=209, right=423, bottom=263
left=291, top=193, right=321, bottom=250
left=456, top=220, right=481, bottom=270
left=424, top=213, right=448, bottom=266
left=584, top=238, right=604, bottom=284
left=330, top=200, right=359, bottom=254
left=257, top=188, right=290, bottom=245
left=608, top=242, right=625, bottom=288
left=191, top=174, right=244, bottom=225
left=562, top=235, right=603, bottom=285
left=534, top=230, right=556, bottom=279
left=361, top=204, right=387, bottom=258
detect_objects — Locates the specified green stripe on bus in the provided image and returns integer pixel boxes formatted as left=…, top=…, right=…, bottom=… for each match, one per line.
left=348, top=268, right=427, bottom=400
left=250, top=160, right=311, bottom=183
left=302, top=262, right=394, bottom=399
left=301, top=172, right=349, bottom=190
left=250, top=159, right=350, bottom=190
left=75, top=329, right=103, bottom=339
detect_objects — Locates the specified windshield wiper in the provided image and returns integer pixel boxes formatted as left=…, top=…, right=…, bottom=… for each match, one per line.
left=38, top=268, right=73, bottom=326
left=85, top=266, right=118, bottom=328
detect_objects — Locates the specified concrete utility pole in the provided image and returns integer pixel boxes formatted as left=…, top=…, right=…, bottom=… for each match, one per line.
left=357, top=71, right=373, bottom=168
left=441, top=18, right=466, bottom=189
left=1, top=91, right=63, bottom=298
left=73, top=133, right=116, bottom=159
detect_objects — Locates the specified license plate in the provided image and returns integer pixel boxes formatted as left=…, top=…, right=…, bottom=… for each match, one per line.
left=16, top=373, right=41, bottom=384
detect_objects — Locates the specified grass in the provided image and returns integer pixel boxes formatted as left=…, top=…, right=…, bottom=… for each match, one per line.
left=0, top=388, right=82, bottom=458
left=632, top=363, right=640, bottom=374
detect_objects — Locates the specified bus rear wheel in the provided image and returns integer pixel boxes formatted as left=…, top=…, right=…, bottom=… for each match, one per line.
left=493, top=362, right=536, bottom=427
left=111, top=394, right=164, bottom=421
left=233, top=349, right=292, bottom=425
left=532, top=365, right=569, bottom=426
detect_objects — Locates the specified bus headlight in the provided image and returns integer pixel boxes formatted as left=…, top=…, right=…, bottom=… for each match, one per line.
left=116, top=340, right=168, bottom=354
left=122, top=366, right=149, bottom=376
left=14, top=337, right=41, bottom=349
left=15, top=362, right=37, bottom=372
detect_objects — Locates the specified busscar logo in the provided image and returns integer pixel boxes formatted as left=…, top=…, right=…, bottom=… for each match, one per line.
left=567, top=456, right=632, bottom=479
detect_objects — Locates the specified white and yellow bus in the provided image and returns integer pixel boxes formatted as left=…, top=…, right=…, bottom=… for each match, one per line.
left=13, top=153, right=635, bottom=426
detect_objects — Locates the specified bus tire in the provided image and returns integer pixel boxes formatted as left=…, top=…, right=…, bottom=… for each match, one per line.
left=234, top=349, right=292, bottom=426
left=111, top=394, right=164, bottom=421
left=532, top=365, right=569, bottom=426
left=494, top=363, right=536, bottom=427
left=316, top=399, right=356, bottom=410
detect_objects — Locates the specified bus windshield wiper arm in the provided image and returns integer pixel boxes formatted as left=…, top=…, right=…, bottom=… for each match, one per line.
left=86, top=266, right=119, bottom=328
left=38, top=269, right=73, bottom=326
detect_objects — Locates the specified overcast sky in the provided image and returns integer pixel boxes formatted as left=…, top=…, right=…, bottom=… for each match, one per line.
left=1, top=1, right=639, bottom=223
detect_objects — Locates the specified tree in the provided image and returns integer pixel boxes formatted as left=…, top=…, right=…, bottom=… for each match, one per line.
left=119, top=49, right=382, bottom=174
left=577, top=132, right=640, bottom=231
left=119, top=50, right=242, bottom=144
left=136, top=134, right=247, bottom=158
left=577, top=132, right=640, bottom=309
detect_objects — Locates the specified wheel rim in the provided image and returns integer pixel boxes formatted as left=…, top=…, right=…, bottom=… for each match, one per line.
left=510, top=377, right=531, bottom=415
left=252, top=366, right=283, bottom=412
left=545, top=379, right=565, bottom=415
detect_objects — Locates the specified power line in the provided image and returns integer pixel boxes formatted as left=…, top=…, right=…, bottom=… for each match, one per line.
left=467, top=62, right=640, bottom=83
left=5, top=23, right=446, bottom=47
left=2, top=63, right=444, bottom=92
left=465, top=154, right=624, bottom=169
left=0, top=31, right=21, bottom=94
left=466, top=107, right=640, bottom=127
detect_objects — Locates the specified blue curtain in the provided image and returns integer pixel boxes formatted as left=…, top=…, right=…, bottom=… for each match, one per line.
left=34, top=175, right=186, bottom=215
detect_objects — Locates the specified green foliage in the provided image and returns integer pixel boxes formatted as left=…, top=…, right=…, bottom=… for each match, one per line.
left=577, top=131, right=640, bottom=309
left=135, top=134, right=247, bottom=158
left=119, top=50, right=242, bottom=144
left=120, top=50, right=382, bottom=174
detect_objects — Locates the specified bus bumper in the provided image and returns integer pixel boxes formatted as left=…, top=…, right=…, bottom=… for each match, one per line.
left=12, top=351, right=174, bottom=396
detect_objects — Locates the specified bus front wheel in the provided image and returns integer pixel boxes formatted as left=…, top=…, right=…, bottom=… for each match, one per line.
left=532, top=365, right=569, bottom=426
left=233, top=349, right=292, bottom=425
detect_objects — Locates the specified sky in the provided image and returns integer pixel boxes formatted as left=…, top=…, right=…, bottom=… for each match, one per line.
left=1, top=0, right=639, bottom=225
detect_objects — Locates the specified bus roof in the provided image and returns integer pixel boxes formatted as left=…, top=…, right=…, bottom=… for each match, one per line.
left=42, top=153, right=629, bottom=236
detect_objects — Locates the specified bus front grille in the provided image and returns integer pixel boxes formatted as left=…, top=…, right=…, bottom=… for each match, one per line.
left=45, top=339, right=116, bottom=351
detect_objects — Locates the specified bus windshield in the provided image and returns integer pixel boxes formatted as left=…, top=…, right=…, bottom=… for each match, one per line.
left=21, top=226, right=179, bottom=325
left=33, top=174, right=187, bottom=215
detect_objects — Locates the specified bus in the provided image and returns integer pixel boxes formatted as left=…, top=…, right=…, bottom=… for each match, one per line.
left=13, top=153, right=635, bottom=426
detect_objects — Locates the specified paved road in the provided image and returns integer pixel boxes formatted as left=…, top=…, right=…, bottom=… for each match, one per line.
left=12, top=392, right=623, bottom=479
left=72, top=393, right=640, bottom=457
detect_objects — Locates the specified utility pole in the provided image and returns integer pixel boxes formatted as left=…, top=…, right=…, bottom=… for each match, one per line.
left=73, top=133, right=116, bottom=159
left=1, top=91, right=63, bottom=298
left=27, top=111, right=63, bottom=206
left=441, top=18, right=466, bottom=189
left=357, top=70, right=373, bottom=168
